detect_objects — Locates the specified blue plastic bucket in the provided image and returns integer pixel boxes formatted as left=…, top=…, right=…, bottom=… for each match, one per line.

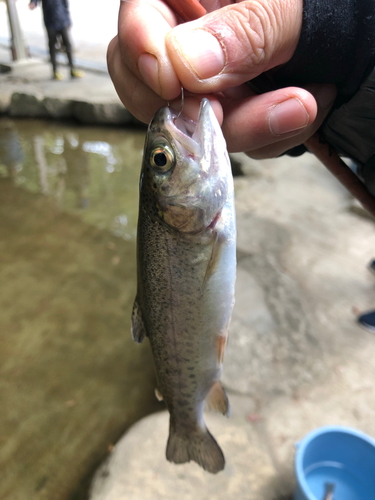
left=294, top=426, right=375, bottom=500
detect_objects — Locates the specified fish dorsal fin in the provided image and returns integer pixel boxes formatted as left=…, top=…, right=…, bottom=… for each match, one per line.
left=206, top=381, right=231, bottom=417
left=131, top=299, right=147, bottom=343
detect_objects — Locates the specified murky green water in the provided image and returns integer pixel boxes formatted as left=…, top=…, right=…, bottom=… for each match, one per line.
left=0, top=118, right=143, bottom=240
left=0, top=118, right=160, bottom=500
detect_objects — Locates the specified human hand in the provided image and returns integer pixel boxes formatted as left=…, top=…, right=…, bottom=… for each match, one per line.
left=107, top=0, right=336, bottom=158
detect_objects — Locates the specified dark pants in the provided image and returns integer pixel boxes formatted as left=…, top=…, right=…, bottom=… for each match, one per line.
left=46, top=26, right=73, bottom=74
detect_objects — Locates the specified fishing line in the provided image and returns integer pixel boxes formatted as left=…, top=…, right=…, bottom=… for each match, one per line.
left=168, top=86, right=184, bottom=119
left=176, top=86, right=184, bottom=119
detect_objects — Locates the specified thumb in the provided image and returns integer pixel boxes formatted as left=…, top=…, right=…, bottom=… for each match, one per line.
left=165, top=0, right=302, bottom=93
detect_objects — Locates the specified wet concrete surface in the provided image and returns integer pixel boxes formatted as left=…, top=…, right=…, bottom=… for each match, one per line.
left=3, top=11, right=375, bottom=498
left=0, top=118, right=160, bottom=500
left=90, top=153, right=375, bottom=500
left=0, top=49, right=133, bottom=125
left=2, top=116, right=375, bottom=500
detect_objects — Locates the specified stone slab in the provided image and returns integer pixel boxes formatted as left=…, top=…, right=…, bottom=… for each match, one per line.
left=73, top=101, right=133, bottom=125
left=10, top=91, right=48, bottom=118
left=89, top=153, right=375, bottom=500
left=89, top=411, right=278, bottom=500
left=0, top=58, right=137, bottom=125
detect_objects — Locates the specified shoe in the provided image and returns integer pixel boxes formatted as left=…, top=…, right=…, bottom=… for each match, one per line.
left=368, top=259, right=375, bottom=275
left=53, top=71, right=63, bottom=80
left=71, top=69, right=84, bottom=79
left=358, top=310, right=375, bottom=332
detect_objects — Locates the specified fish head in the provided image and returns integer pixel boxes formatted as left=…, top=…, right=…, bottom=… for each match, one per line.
left=140, top=98, right=232, bottom=233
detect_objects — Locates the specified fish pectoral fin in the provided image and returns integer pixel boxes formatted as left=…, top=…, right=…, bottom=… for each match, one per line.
left=206, top=381, right=231, bottom=417
left=154, top=388, right=163, bottom=401
left=131, top=298, right=147, bottom=343
left=201, top=232, right=221, bottom=291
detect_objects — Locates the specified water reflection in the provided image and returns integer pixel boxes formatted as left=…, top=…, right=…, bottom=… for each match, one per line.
left=0, top=118, right=144, bottom=241
left=0, top=118, right=159, bottom=500
left=0, top=120, right=24, bottom=179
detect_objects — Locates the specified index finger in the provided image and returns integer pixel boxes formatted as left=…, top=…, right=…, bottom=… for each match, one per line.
left=118, top=0, right=182, bottom=100
left=163, top=0, right=206, bottom=21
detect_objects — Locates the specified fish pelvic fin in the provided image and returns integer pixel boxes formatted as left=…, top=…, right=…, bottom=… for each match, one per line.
left=131, top=298, right=147, bottom=343
left=154, top=387, right=163, bottom=401
left=206, top=381, right=231, bottom=417
left=166, top=424, right=225, bottom=474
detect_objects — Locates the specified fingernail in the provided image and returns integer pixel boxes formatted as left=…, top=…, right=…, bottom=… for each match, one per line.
left=138, top=53, right=160, bottom=94
left=269, top=98, right=309, bottom=136
left=172, top=29, right=225, bottom=79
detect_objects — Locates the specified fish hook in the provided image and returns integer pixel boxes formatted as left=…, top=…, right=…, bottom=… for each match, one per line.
left=168, top=86, right=184, bottom=119
left=176, top=86, right=184, bottom=119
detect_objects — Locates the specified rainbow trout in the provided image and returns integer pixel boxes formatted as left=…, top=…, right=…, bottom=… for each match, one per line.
left=131, top=99, right=236, bottom=474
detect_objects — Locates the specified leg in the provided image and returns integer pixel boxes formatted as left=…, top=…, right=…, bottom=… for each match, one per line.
left=59, top=27, right=84, bottom=78
left=46, top=28, right=58, bottom=75
left=59, top=27, right=74, bottom=70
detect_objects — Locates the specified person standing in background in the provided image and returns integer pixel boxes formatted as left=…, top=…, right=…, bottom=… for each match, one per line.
left=29, top=0, right=83, bottom=80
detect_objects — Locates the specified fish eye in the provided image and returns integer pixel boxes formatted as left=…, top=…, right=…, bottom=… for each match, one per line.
left=150, top=145, right=175, bottom=172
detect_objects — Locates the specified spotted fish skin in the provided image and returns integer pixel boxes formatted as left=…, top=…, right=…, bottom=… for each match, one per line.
left=132, top=99, right=236, bottom=474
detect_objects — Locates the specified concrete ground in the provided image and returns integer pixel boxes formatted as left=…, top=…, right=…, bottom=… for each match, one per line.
left=0, top=46, right=134, bottom=126
left=89, top=154, right=375, bottom=500
left=2, top=43, right=375, bottom=500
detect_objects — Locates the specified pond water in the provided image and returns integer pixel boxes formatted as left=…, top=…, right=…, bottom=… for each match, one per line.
left=0, top=118, right=161, bottom=500
left=0, top=118, right=144, bottom=239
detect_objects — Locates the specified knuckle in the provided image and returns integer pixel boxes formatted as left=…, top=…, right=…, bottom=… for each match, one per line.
left=223, top=1, right=279, bottom=71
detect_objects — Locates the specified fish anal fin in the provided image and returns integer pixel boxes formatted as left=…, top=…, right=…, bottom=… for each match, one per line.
left=131, top=299, right=147, bottom=343
left=166, top=423, right=225, bottom=474
left=206, top=381, right=231, bottom=417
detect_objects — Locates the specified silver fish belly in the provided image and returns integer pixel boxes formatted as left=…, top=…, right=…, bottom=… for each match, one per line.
left=131, top=99, right=236, bottom=474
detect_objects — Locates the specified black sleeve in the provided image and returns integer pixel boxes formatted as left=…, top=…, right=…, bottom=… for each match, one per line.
left=273, top=0, right=375, bottom=100
left=253, top=0, right=375, bottom=166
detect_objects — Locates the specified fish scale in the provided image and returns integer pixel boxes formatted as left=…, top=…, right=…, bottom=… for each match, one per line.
left=131, top=99, right=236, bottom=473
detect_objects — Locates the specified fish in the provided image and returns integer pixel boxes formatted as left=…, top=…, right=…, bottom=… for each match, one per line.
left=131, top=98, right=236, bottom=474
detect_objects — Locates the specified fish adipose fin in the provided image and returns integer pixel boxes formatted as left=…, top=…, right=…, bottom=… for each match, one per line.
left=166, top=425, right=225, bottom=474
left=131, top=299, right=147, bottom=343
left=206, top=381, right=231, bottom=417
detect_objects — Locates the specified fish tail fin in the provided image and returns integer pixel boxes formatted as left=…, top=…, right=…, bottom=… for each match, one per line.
left=166, top=424, right=225, bottom=474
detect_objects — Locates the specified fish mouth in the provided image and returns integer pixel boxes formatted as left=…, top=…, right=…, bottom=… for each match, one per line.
left=149, top=99, right=230, bottom=233
left=152, top=98, right=216, bottom=165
